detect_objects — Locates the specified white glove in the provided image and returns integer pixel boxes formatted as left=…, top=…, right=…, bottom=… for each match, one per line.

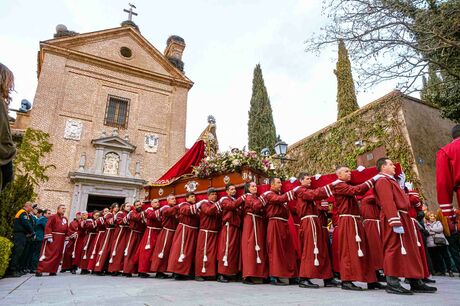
left=393, top=226, right=405, bottom=234
left=314, top=174, right=322, bottom=180
left=47, top=238, right=53, bottom=243
left=160, top=205, right=169, bottom=211
left=195, top=201, right=204, bottom=209
left=331, top=179, right=342, bottom=186
left=405, top=182, right=414, bottom=191
left=289, top=176, right=297, bottom=183
left=357, top=165, right=365, bottom=172
left=293, top=186, right=301, bottom=193
left=372, top=174, right=384, bottom=181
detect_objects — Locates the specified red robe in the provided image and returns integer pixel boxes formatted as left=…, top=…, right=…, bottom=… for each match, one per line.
left=296, top=185, right=333, bottom=279
left=150, top=205, right=179, bottom=273
left=167, top=202, right=200, bottom=276
left=37, top=214, right=68, bottom=273
left=107, top=211, right=130, bottom=273
left=407, top=191, right=430, bottom=278
left=195, top=200, right=221, bottom=277
left=217, top=195, right=244, bottom=276
left=123, top=210, right=146, bottom=274
left=78, top=219, right=97, bottom=270
left=436, top=137, right=460, bottom=218
left=260, top=189, right=297, bottom=278
left=71, top=220, right=86, bottom=267
left=94, top=212, right=116, bottom=272
left=374, top=175, right=424, bottom=279
left=241, top=193, right=268, bottom=278
left=61, top=219, right=78, bottom=271
left=334, top=179, right=377, bottom=283
left=135, top=207, right=162, bottom=273
left=359, top=193, right=383, bottom=271
left=88, top=217, right=106, bottom=271
left=331, top=202, right=340, bottom=273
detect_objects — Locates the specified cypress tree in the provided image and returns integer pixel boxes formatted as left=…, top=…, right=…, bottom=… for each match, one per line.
left=248, top=64, right=277, bottom=153
left=334, top=39, right=359, bottom=120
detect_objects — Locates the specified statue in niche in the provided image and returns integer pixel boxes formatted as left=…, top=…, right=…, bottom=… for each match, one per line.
left=103, top=152, right=120, bottom=175
left=144, top=134, right=159, bottom=153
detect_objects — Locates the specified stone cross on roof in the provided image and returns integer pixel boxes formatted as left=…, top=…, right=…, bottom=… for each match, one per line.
left=123, top=3, right=138, bottom=21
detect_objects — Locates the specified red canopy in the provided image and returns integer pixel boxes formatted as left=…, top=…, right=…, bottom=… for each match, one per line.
left=151, top=140, right=206, bottom=186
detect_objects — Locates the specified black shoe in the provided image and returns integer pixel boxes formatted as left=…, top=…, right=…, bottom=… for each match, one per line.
left=71, top=270, right=76, bottom=275
left=49, top=273, right=57, bottom=276
left=386, top=284, right=414, bottom=295
left=423, top=278, right=436, bottom=284
left=138, top=273, right=150, bottom=278
left=289, top=277, right=300, bottom=285
left=35, top=272, right=43, bottom=277
left=195, top=276, right=206, bottom=282
left=341, top=281, right=363, bottom=291
left=111, top=272, right=121, bottom=276
left=376, top=271, right=386, bottom=283
left=410, top=280, right=437, bottom=293
left=8, top=272, right=22, bottom=278
left=124, top=273, right=132, bottom=278
left=60, top=270, right=67, bottom=273
left=404, top=278, right=410, bottom=284
left=448, top=271, right=455, bottom=277
left=299, top=279, right=320, bottom=289
left=243, top=277, right=256, bottom=285
left=155, top=272, right=170, bottom=279
left=324, top=278, right=341, bottom=287
left=80, top=269, right=89, bottom=275
left=270, top=277, right=288, bottom=286
left=173, top=274, right=188, bottom=281
left=368, top=282, right=386, bottom=290
left=95, top=272, right=104, bottom=276
left=29, top=271, right=36, bottom=274
left=217, top=274, right=230, bottom=283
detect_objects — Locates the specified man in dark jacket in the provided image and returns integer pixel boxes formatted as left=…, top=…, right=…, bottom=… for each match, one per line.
left=30, top=209, right=50, bottom=272
left=7, top=202, right=35, bottom=277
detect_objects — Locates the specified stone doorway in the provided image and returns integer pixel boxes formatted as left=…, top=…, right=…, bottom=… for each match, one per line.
left=86, top=195, right=125, bottom=212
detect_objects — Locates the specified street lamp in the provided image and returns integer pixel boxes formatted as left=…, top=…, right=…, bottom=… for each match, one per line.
left=273, top=140, right=296, bottom=164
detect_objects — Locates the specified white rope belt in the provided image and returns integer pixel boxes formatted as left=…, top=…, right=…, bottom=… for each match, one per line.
left=301, top=215, right=320, bottom=266
left=411, top=218, right=422, bottom=247
left=222, top=222, right=230, bottom=266
left=247, top=212, right=262, bottom=218
left=71, top=233, right=79, bottom=259
left=109, top=227, right=126, bottom=263
left=397, top=211, right=407, bottom=255
left=200, top=229, right=218, bottom=273
left=157, top=227, right=176, bottom=259
left=269, top=217, right=288, bottom=222
left=96, top=228, right=113, bottom=266
left=145, top=226, right=162, bottom=250
left=178, top=223, right=198, bottom=262
left=51, top=232, right=66, bottom=235
left=82, top=233, right=95, bottom=260
left=247, top=213, right=262, bottom=264
left=363, top=219, right=381, bottom=236
left=339, top=214, right=364, bottom=257
left=90, top=231, right=103, bottom=259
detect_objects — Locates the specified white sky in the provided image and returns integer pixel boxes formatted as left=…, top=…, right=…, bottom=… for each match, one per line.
left=1, top=0, right=401, bottom=151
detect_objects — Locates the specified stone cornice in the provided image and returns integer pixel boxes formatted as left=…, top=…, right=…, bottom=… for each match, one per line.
left=69, top=171, right=146, bottom=187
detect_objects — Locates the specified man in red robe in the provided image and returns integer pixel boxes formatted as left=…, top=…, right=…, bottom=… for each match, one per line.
left=61, top=212, right=81, bottom=274
left=107, top=203, right=131, bottom=276
left=295, top=172, right=340, bottom=288
left=359, top=191, right=385, bottom=281
left=36, top=205, right=68, bottom=276
left=195, top=188, right=221, bottom=281
left=241, top=182, right=268, bottom=284
left=71, top=211, right=88, bottom=271
left=333, top=166, right=383, bottom=290
left=79, top=211, right=100, bottom=274
left=437, top=125, right=460, bottom=218
left=123, top=201, right=146, bottom=277
left=374, top=157, right=437, bottom=295
left=136, top=199, right=162, bottom=278
left=259, top=177, right=297, bottom=285
left=88, top=210, right=107, bottom=272
left=94, top=203, right=119, bottom=275
left=167, top=192, right=199, bottom=280
left=217, top=184, right=244, bottom=282
left=150, top=194, right=178, bottom=278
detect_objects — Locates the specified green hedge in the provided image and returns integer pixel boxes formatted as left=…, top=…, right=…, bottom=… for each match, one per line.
left=0, top=236, right=13, bottom=278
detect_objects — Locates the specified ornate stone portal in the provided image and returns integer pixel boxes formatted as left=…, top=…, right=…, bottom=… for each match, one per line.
left=68, top=134, right=146, bottom=217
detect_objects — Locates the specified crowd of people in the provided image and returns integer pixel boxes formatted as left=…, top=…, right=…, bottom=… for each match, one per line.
left=10, top=154, right=460, bottom=295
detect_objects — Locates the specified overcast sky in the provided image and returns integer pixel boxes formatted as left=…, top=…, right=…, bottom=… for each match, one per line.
left=1, top=0, right=401, bottom=151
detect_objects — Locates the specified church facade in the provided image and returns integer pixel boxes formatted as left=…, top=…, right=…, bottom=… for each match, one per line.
left=28, top=23, right=193, bottom=217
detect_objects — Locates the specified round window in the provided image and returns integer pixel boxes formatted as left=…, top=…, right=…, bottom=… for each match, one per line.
left=120, top=47, right=132, bottom=58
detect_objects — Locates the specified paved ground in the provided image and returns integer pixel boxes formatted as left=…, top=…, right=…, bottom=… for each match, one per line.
left=0, top=273, right=459, bottom=306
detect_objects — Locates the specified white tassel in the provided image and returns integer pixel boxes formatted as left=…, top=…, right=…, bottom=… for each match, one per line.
left=83, top=246, right=88, bottom=251
left=124, top=248, right=128, bottom=256
left=417, top=241, right=421, bottom=247
left=355, top=235, right=361, bottom=242
left=255, top=245, right=260, bottom=251
left=83, top=255, right=87, bottom=260
left=90, top=255, right=94, bottom=259
left=145, top=244, right=151, bottom=250
left=224, top=261, right=229, bottom=267
left=109, top=258, right=113, bottom=263
left=39, top=255, right=46, bottom=261
left=314, top=259, right=319, bottom=266
left=178, top=254, right=185, bottom=262
left=98, top=250, right=103, bottom=255
left=401, top=246, right=407, bottom=255
left=256, top=257, right=262, bottom=264
left=313, top=247, right=319, bottom=255
left=203, top=255, right=208, bottom=262
left=112, top=250, right=116, bottom=256
left=158, top=252, right=164, bottom=259
left=202, top=267, right=206, bottom=273
left=72, top=252, right=75, bottom=259
left=223, top=255, right=227, bottom=262
left=96, top=262, right=100, bottom=267
left=358, top=249, right=364, bottom=257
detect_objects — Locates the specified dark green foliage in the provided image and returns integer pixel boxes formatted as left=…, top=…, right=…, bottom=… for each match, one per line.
left=334, top=40, right=359, bottom=119
left=248, top=64, right=277, bottom=154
